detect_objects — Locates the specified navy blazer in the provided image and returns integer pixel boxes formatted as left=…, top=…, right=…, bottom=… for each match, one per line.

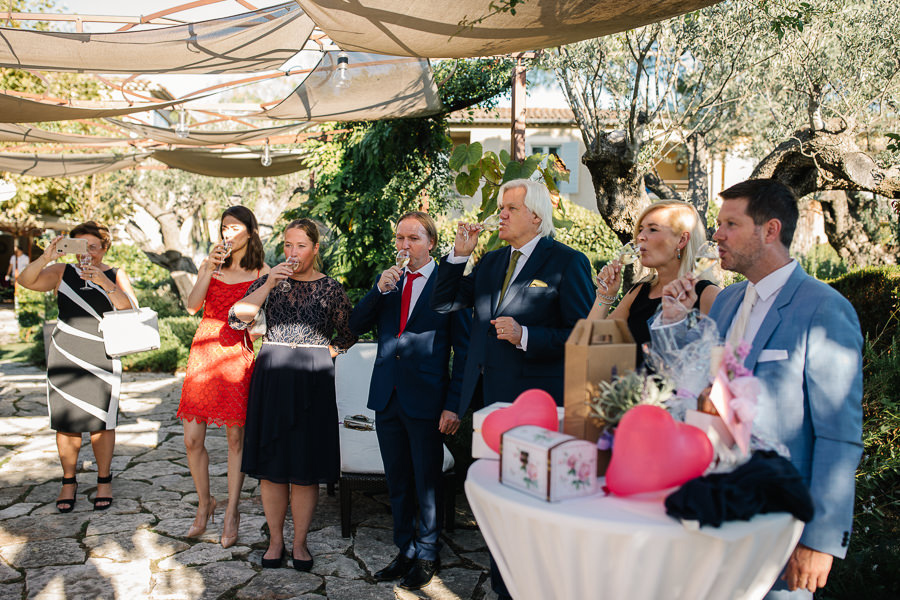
left=709, top=265, right=863, bottom=558
left=431, top=236, right=594, bottom=415
left=349, top=267, right=471, bottom=420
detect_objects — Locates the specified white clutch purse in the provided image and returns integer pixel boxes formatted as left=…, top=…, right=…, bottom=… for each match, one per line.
left=98, top=305, right=161, bottom=358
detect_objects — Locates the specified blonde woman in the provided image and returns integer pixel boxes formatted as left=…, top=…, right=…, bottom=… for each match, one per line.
left=587, top=200, right=720, bottom=366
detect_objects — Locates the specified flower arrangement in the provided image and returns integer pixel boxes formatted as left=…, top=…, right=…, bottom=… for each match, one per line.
left=586, top=371, right=675, bottom=436
left=718, top=341, right=760, bottom=426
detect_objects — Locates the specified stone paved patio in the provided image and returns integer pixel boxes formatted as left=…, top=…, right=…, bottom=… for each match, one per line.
left=0, top=359, right=496, bottom=600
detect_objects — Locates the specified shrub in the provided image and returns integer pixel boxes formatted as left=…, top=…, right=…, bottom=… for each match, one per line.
left=135, top=282, right=184, bottom=319
left=828, top=266, right=900, bottom=354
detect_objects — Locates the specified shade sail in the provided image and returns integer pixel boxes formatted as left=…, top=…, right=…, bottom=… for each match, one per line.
left=264, top=51, right=442, bottom=121
left=0, top=2, right=314, bottom=74
left=0, top=123, right=130, bottom=144
left=0, top=94, right=195, bottom=124
left=151, top=149, right=308, bottom=177
left=107, top=120, right=311, bottom=146
left=0, top=152, right=150, bottom=177
left=296, top=0, right=719, bottom=58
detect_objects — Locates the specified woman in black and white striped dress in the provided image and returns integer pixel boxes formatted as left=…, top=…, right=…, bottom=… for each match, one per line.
left=18, top=222, right=137, bottom=513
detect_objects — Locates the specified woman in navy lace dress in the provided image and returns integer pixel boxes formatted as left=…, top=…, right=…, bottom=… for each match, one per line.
left=229, top=218, right=356, bottom=571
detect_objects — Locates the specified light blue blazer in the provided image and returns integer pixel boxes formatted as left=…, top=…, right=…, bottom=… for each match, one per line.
left=709, top=264, right=863, bottom=558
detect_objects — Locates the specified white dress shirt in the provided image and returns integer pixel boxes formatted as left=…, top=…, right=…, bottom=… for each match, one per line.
left=727, top=260, right=798, bottom=344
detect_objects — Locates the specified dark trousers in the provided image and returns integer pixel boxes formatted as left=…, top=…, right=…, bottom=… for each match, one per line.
left=375, top=392, right=444, bottom=561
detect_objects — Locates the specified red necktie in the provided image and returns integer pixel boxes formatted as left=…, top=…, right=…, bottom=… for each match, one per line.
left=398, top=272, right=422, bottom=335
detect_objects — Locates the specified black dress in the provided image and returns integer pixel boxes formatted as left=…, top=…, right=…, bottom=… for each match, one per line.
left=47, top=264, right=120, bottom=433
left=229, top=275, right=357, bottom=485
left=626, top=279, right=714, bottom=368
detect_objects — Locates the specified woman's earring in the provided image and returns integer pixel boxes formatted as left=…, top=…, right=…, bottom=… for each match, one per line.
left=676, top=248, right=682, bottom=260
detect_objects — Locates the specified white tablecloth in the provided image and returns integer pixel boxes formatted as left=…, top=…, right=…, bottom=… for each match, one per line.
left=465, top=459, right=804, bottom=600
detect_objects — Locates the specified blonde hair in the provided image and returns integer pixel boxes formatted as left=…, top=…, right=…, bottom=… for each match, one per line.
left=632, top=200, right=710, bottom=283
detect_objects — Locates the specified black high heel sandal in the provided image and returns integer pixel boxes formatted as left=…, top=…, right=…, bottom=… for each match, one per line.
left=93, top=474, right=113, bottom=511
left=56, top=476, right=77, bottom=513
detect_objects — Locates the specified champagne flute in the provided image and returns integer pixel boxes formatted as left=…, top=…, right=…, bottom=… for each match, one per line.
left=278, top=256, right=299, bottom=292
left=213, top=240, right=233, bottom=278
left=617, top=241, right=640, bottom=266
left=390, top=249, right=410, bottom=291
left=692, top=241, right=719, bottom=278
left=462, top=213, right=502, bottom=241
left=79, top=253, right=93, bottom=291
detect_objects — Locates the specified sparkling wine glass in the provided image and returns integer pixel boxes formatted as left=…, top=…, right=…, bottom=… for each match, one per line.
left=79, top=253, right=93, bottom=291
left=390, top=249, right=410, bottom=291
left=213, top=240, right=233, bottom=278
left=692, top=241, right=719, bottom=278
left=278, top=256, right=299, bottom=292
left=617, top=241, right=640, bottom=266
left=462, top=213, right=502, bottom=241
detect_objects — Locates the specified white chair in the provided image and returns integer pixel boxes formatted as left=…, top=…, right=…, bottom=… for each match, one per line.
left=334, top=341, right=456, bottom=538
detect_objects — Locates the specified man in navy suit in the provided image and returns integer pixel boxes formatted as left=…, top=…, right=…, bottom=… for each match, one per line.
left=349, top=211, right=470, bottom=591
left=660, top=179, right=863, bottom=599
left=431, top=179, right=594, bottom=599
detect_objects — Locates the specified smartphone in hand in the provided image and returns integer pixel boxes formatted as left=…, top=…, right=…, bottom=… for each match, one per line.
left=56, top=238, right=88, bottom=255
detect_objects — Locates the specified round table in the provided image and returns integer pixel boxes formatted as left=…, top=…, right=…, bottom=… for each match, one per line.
left=465, top=459, right=803, bottom=600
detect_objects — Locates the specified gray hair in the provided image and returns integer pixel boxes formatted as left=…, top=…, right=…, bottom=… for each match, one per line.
left=496, top=179, right=555, bottom=238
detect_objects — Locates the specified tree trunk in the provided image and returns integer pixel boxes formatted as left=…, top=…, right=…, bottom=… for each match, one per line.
left=582, top=137, right=651, bottom=244
left=685, top=132, right=712, bottom=236
left=751, top=124, right=900, bottom=266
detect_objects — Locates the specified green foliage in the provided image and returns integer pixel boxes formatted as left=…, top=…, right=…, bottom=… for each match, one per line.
left=433, top=58, right=514, bottom=113
left=164, top=315, right=200, bottom=349
left=134, top=283, right=184, bottom=319
left=104, top=245, right=170, bottom=287
left=797, top=243, right=848, bottom=281
left=828, top=266, right=900, bottom=355
left=553, top=201, right=620, bottom=271
left=587, top=372, right=675, bottom=433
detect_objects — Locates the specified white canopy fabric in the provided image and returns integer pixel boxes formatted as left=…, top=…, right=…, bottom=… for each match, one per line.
left=151, top=149, right=308, bottom=177
left=0, top=2, right=314, bottom=74
left=107, top=120, right=311, bottom=146
left=0, top=94, right=196, bottom=124
left=264, top=52, right=442, bottom=121
left=296, top=0, right=719, bottom=58
left=0, top=152, right=150, bottom=177
left=0, top=123, right=130, bottom=144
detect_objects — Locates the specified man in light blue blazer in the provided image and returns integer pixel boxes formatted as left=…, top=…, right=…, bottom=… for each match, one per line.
left=660, top=179, right=863, bottom=599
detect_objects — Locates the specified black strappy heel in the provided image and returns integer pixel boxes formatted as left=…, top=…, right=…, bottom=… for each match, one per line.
left=93, top=474, right=113, bottom=511
left=56, top=476, right=77, bottom=513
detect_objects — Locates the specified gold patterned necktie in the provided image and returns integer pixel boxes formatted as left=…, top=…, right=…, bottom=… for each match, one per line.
left=498, top=250, right=523, bottom=306
left=729, top=283, right=758, bottom=345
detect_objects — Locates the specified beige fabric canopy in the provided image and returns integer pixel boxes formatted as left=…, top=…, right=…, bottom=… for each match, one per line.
left=264, top=52, right=442, bottom=121
left=296, top=0, right=719, bottom=58
left=107, top=120, right=311, bottom=146
left=0, top=94, right=197, bottom=124
left=152, top=149, right=308, bottom=177
left=0, top=2, right=314, bottom=74
left=0, top=152, right=150, bottom=177
left=0, top=123, right=129, bottom=144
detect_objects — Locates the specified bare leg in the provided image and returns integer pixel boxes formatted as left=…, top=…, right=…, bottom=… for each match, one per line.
left=222, top=425, right=245, bottom=542
left=260, top=480, right=289, bottom=560
left=56, top=432, right=82, bottom=502
left=183, top=420, right=215, bottom=534
left=89, top=430, right=116, bottom=508
left=290, top=484, right=318, bottom=560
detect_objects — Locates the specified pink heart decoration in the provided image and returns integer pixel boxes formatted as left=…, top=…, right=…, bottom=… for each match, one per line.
left=606, top=405, right=713, bottom=497
left=482, top=389, right=559, bottom=453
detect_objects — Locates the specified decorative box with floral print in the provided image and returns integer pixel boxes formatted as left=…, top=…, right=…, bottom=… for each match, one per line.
left=472, top=402, right=566, bottom=460
left=499, top=425, right=598, bottom=502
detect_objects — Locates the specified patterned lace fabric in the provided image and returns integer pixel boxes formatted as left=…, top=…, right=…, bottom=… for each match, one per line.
left=228, top=274, right=357, bottom=352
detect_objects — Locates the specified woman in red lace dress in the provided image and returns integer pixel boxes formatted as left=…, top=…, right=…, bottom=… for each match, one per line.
left=178, top=206, right=268, bottom=547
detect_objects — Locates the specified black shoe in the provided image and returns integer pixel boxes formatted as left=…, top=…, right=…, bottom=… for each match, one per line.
left=92, top=474, right=113, bottom=511
left=56, top=476, right=77, bottom=513
left=261, top=548, right=285, bottom=569
left=373, top=553, right=414, bottom=581
left=399, top=558, right=440, bottom=590
left=292, top=553, right=314, bottom=572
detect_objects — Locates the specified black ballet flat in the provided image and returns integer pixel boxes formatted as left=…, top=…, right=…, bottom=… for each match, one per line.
left=261, top=548, right=286, bottom=569
left=56, top=476, right=77, bottom=513
left=292, top=553, right=314, bottom=572
left=92, top=474, right=113, bottom=511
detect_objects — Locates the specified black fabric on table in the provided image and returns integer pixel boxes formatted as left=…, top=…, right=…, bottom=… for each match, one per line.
left=664, top=451, right=815, bottom=527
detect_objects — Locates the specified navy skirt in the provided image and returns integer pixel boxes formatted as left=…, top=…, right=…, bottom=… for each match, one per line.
left=241, top=344, right=339, bottom=485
